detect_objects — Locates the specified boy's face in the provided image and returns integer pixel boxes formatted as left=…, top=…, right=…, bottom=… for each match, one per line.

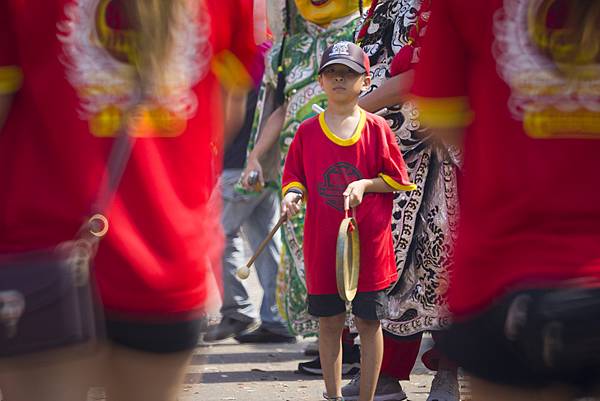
left=318, top=64, right=371, bottom=104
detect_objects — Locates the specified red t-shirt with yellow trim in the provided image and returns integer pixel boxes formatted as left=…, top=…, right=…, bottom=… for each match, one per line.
left=411, top=0, right=600, bottom=317
left=282, top=110, right=415, bottom=295
left=0, top=0, right=257, bottom=317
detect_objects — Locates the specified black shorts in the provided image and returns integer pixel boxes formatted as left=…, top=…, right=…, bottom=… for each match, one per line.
left=439, top=288, right=600, bottom=394
left=106, top=317, right=207, bottom=354
left=307, top=291, right=387, bottom=321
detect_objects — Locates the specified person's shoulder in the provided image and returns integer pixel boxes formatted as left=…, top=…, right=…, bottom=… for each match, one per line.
left=362, top=111, right=391, bottom=135
left=297, top=114, right=321, bottom=136
left=363, top=110, right=387, bottom=127
left=301, top=113, right=320, bottom=126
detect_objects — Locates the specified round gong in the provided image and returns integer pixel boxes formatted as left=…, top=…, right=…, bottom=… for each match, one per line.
left=336, top=216, right=360, bottom=302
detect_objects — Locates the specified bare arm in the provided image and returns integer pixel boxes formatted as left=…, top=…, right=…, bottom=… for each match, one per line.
left=430, top=127, right=465, bottom=150
left=248, top=104, right=285, bottom=162
left=361, top=177, right=396, bottom=193
left=358, top=70, right=415, bottom=113
left=221, top=86, right=249, bottom=146
left=0, top=95, right=13, bottom=132
left=241, top=104, right=285, bottom=188
left=343, top=177, right=397, bottom=208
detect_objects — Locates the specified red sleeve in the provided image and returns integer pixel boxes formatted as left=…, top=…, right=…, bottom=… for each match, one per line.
left=378, top=121, right=417, bottom=191
left=281, top=126, right=307, bottom=197
left=0, top=2, right=23, bottom=95
left=229, top=0, right=260, bottom=77
left=209, top=0, right=260, bottom=90
left=410, top=0, right=472, bottom=128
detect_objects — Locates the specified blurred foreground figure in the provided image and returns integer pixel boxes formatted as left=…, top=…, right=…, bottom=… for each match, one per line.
left=412, top=0, right=600, bottom=400
left=0, top=1, right=256, bottom=400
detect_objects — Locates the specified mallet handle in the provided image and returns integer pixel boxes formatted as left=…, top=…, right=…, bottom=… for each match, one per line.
left=246, top=214, right=287, bottom=268
left=312, top=104, right=324, bottom=114
left=312, top=104, right=387, bottom=116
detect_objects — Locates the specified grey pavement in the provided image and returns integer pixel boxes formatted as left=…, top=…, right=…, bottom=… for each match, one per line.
left=183, top=337, right=442, bottom=401
left=181, top=264, right=469, bottom=401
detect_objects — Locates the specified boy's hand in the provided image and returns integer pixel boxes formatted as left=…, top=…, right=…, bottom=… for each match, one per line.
left=282, top=192, right=302, bottom=219
left=343, top=180, right=366, bottom=209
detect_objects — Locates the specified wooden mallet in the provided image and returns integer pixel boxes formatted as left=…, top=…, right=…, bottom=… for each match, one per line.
left=236, top=214, right=287, bottom=279
left=236, top=194, right=301, bottom=280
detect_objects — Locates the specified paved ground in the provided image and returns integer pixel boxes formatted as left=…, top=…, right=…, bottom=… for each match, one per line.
left=182, top=336, right=443, bottom=401
left=179, top=266, right=469, bottom=401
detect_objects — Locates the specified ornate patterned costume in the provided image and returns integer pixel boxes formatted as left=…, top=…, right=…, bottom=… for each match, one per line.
left=358, top=0, right=459, bottom=336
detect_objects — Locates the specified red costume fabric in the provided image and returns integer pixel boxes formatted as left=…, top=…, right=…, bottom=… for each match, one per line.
left=0, top=0, right=257, bottom=317
left=411, top=0, right=600, bottom=317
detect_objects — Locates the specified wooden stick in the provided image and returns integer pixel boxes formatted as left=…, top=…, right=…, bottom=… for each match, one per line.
left=312, top=103, right=387, bottom=116
left=245, top=214, right=287, bottom=268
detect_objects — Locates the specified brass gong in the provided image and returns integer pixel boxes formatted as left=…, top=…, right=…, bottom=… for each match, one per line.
left=336, top=196, right=360, bottom=302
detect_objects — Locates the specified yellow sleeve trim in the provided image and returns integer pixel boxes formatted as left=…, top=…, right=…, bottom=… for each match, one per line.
left=379, top=173, right=417, bottom=192
left=410, top=95, right=473, bottom=129
left=0, top=66, right=23, bottom=95
left=319, top=109, right=366, bottom=147
left=282, top=181, right=307, bottom=198
left=211, top=50, right=253, bottom=91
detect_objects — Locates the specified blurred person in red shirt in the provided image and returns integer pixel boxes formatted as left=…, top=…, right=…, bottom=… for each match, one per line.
left=0, top=1, right=258, bottom=400
left=411, top=0, right=600, bottom=400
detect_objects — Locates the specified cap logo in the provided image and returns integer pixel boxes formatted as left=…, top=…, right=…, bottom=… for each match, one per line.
left=330, top=42, right=351, bottom=56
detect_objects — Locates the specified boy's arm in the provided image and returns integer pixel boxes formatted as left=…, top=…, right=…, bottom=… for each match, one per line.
left=281, top=127, right=306, bottom=216
left=343, top=177, right=396, bottom=208
left=359, top=177, right=396, bottom=193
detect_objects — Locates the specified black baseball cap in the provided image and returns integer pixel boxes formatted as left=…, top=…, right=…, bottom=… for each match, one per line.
left=319, top=41, right=370, bottom=75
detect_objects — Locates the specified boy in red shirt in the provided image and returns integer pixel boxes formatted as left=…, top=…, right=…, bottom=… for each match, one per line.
left=282, top=41, right=415, bottom=401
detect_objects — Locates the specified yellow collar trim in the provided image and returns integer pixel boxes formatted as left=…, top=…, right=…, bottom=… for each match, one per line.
left=319, top=109, right=366, bottom=147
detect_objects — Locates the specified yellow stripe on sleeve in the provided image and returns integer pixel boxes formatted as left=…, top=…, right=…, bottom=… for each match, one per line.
left=411, top=95, right=473, bottom=129
left=379, top=173, right=417, bottom=192
left=211, top=50, right=253, bottom=92
left=0, top=66, right=23, bottom=95
left=282, top=181, right=307, bottom=198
